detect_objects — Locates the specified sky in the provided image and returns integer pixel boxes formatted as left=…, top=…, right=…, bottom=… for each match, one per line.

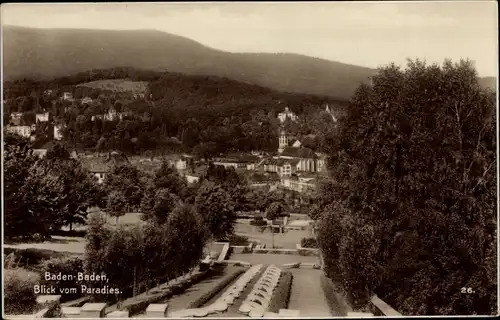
left=2, top=1, right=498, bottom=77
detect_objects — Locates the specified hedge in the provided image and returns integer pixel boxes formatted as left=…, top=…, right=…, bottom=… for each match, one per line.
left=320, top=273, right=353, bottom=316
left=4, top=268, right=40, bottom=314
left=301, top=237, right=318, bottom=248
left=227, top=234, right=249, bottom=246
left=267, top=271, right=293, bottom=313
left=250, top=217, right=268, bottom=227
left=40, top=256, right=85, bottom=301
left=123, top=269, right=213, bottom=316
left=3, top=247, right=76, bottom=268
left=187, top=268, right=246, bottom=309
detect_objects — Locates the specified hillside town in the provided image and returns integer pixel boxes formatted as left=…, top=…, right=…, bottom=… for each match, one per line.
left=5, top=88, right=334, bottom=194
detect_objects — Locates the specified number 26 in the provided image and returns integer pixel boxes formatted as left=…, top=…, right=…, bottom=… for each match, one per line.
left=461, top=287, right=474, bottom=294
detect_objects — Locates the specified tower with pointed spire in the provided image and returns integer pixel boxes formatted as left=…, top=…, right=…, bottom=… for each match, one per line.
left=278, top=128, right=289, bottom=153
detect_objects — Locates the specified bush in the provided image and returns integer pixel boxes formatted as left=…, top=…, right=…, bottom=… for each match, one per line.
left=227, top=234, right=249, bottom=246
left=40, top=256, right=85, bottom=301
left=320, top=273, right=353, bottom=316
left=301, top=237, right=318, bottom=248
left=250, top=217, right=267, bottom=226
left=4, top=268, right=40, bottom=314
left=3, top=247, right=74, bottom=268
left=267, top=272, right=293, bottom=313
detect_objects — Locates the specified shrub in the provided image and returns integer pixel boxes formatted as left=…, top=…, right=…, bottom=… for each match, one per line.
left=301, top=237, right=318, bottom=248
left=3, top=247, right=74, bottom=268
left=4, top=268, right=40, bottom=314
left=227, top=234, right=249, bottom=246
left=267, top=272, right=293, bottom=313
left=250, top=217, right=267, bottom=226
left=40, top=256, right=85, bottom=301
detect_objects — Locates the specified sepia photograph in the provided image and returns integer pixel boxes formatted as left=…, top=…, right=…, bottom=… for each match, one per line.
left=1, top=1, right=498, bottom=318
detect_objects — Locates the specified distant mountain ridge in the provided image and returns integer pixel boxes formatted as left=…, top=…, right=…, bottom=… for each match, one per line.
left=2, top=26, right=496, bottom=99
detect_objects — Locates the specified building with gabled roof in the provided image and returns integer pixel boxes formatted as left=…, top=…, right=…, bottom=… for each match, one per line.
left=277, top=107, right=298, bottom=123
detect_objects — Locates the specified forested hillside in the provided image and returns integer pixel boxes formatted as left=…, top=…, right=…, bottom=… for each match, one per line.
left=4, top=68, right=346, bottom=155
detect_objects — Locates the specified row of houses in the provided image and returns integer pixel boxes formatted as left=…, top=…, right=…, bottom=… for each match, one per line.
left=6, top=123, right=64, bottom=141
left=10, top=112, right=50, bottom=125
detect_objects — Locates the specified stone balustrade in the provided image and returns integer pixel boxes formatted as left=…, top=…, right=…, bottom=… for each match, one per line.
left=145, top=303, right=169, bottom=317
left=369, top=295, right=402, bottom=317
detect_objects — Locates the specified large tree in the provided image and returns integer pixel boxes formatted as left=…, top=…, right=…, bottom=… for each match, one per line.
left=194, top=181, right=236, bottom=240
left=140, top=188, right=180, bottom=224
left=105, top=164, right=145, bottom=211
left=317, top=59, right=496, bottom=315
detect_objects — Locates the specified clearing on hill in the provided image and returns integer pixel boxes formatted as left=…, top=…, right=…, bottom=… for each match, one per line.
left=77, top=79, right=148, bottom=93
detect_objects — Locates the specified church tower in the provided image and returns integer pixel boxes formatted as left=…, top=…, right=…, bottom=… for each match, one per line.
left=278, top=129, right=289, bottom=153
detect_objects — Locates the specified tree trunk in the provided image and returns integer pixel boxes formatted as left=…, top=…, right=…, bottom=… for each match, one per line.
left=272, top=227, right=275, bottom=249
left=69, top=222, right=73, bottom=231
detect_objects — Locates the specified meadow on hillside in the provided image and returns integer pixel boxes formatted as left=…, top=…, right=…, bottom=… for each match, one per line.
left=77, top=79, right=148, bottom=93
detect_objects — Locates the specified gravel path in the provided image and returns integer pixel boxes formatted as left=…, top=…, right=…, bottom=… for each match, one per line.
left=288, top=268, right=332, bottom=317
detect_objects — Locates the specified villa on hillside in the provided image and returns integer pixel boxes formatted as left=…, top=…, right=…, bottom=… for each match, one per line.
left=6, top=125, right=36, bottom=141
left=277, top=107, right=298, bottom=123
left=81, top=97, right=93, bottom=105
left=62, top=92, right=74, bottom=101
left=35, top=112, right=49, bottom=122
left=33, top=141, right=55, bottom=158
left=91, top=108, right=125, bottom=121
left=10, top=112, right=23, bottom=125
left=168, top=156, right=188, bottom=170
left=80, top=152, right=129, bottom=184
left=54, top=125, right=64, bottom=140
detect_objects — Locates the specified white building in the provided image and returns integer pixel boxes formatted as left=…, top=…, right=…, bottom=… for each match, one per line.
left=36, top=112, right=49, bottom=122
left=185, top=175, right=200, bottom=184
left=6, top=125, right=34, bottom=139
left=277, top=107, right=298, bottom=123
left=54, top=125, right=64, bottom=140
left=168, top=158, right=187, bottom=170
left=81, top=97, right=93, bottom=105
left=11, top=112, right=23, bottom=122
left=281, top=176, right=316, bottom=193
left=263, top=158, right=299, bottom=177
left=62, top=92, right=73, bottom=101
left=316, top=153, right=327, bottom=172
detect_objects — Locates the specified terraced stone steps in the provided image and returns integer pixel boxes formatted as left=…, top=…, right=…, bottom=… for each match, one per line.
left=239, top=265, right=283, bottom=317
left=167, top=264, right=264, bottom=318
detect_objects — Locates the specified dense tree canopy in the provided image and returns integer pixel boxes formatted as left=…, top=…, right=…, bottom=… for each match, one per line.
left=4, top=133, right=104, bottom=238
left=317, top=59, right=496, bottom=315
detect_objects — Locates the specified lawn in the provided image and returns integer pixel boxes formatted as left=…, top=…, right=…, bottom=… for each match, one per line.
left=3, top=212, right=144, bottom=256
left=230, top=253, right=319, bottom=266
left=77, top=79, right=148, bottom=93
left=234, top=223, right=312, bottom=250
